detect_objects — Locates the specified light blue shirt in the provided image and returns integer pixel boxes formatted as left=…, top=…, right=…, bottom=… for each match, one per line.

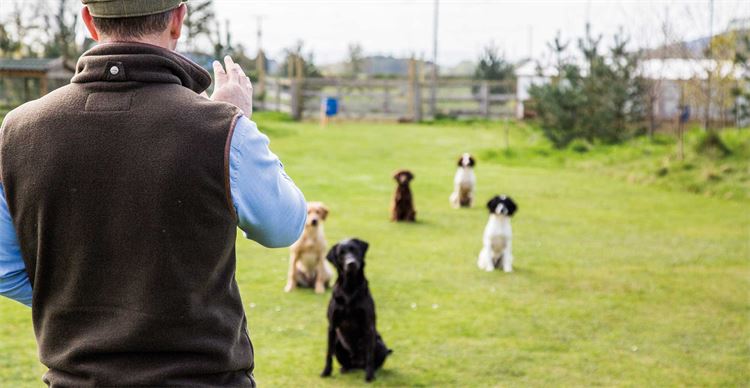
left=0, top=115, right=306, bottom=307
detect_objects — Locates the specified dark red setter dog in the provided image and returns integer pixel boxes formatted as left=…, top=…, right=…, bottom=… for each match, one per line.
left=390, top=169, right=416, bottom=222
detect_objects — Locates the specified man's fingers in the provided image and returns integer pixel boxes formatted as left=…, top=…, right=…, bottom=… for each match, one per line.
left=243, top=76, right=253, bottom=91
left=212, top=60, right=227, bottom=88
left=225, top=56, right=241, bottom=83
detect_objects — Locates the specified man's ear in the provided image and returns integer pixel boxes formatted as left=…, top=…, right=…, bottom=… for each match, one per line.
left=82, top=6, right=100, bottom=42
left=326, top=244, right=339, bottom=264
left=352, top=239, right=369, bottom=256
left=170, top=4, right=188, bottom=40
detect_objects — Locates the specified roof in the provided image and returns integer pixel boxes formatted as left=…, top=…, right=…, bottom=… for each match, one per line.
left=638, top=59, right=743, bottom=81
left=0, top=57, right=76, bottom=80
left=0, top=58, right=58, bottom=72
left=516, top=58, right=745, bottom=81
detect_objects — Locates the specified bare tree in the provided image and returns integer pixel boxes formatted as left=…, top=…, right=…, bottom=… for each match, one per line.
left=2, top=1, right=39, bottom=58
left=346, top=42, right=364, bottom=79
left=183, top=0, right=215, bottom=52
left=39, top=0, right=79, bottom=60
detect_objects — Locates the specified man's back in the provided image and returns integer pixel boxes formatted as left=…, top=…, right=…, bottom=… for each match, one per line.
left=1, top=43, right=254, bottom=386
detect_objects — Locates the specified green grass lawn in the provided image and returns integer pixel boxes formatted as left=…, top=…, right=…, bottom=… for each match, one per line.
left=0, top=114, right=748, bottom=386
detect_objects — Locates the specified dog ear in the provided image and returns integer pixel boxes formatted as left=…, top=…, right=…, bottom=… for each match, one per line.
left=351, top=238, right=369, bottom=256
left=406, top=171, right=414, bottom=181
left=456, top=156, right=464, bottom=167
left=319, top=204, right=329, bottom=220
left=393, top=170, right=403, bottom=180
left=504, top=196, right=518, bottom=216
left=486, top=196, right=500, bottom=213
left=468, top=156, right=476, bottom=167
left=326, top=244, right=339, bottom=264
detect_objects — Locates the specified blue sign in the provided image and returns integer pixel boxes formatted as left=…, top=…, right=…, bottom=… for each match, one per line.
left=323, top=97, right=338, bottom=117
left=679, top=105, right=690, bottom=123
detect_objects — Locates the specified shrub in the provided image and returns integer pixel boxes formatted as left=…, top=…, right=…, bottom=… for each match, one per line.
left=568, top=139, right=593, bottom=153
left=695, top=132, right=732, bottom=158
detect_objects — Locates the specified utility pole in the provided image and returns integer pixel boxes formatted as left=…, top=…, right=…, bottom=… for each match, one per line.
left=254, top=15, right=267, bottom=103
left=705, top=0, right=714, bottom=131
left=527, top=25, right=533, bottom=60
left=226, top=19, right=232, bottom=51
left=429, top=0, right=439, bottom=119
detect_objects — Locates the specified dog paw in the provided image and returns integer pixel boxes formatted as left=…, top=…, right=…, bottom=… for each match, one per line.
left=314, top=285, right=325, bottom=294
left=365, top=373, right=375, bottom=382
left=321, top=366, right=332, bottom=377
left=284, top=284, right=294, bottom=293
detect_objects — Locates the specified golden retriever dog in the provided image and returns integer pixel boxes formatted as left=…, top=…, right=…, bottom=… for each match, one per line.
left=285, top=202, right=333, bottom=294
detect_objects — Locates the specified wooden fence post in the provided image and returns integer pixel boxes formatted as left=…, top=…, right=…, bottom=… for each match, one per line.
left=335, top=80, right=342, bottom=116
left=290, top=79, right=300, bottom=120
left=256, top=49, right=266, bottom=108
left=275, top=78, right=281, bottom=111
left=383, top=81, right=391, bottom=114
left=407, top=59, right=423, bottom=122
left=480, top=81, right=489, bottom=119
left=291, top=56, right=304, bottom=120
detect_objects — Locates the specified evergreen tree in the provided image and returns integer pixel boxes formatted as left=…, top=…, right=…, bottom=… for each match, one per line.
left=473, top=43, right=515, bottom=94
left=346, top=42, right=364, bottom=79
left=279, top=41, right=321, bottom=78
left=530, top=27, right=646, bottom=147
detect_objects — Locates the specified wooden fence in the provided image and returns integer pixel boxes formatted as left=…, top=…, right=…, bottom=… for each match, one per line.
left=256, top=77, right=516, bottom=121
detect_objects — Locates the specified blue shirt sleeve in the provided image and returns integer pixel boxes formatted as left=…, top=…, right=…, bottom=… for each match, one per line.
left=229, top=115, right=306, bottom=248
left=0, top=183, right=32, bottom=307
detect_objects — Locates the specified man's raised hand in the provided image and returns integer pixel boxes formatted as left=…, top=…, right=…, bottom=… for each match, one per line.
left=210, top=56, right=253, bottom=118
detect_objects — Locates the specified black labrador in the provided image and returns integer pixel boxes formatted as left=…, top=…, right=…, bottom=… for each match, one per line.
left=321, top=238, right=392, bottom=382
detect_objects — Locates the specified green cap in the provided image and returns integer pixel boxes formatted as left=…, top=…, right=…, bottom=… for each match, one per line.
left=82, top=0, right=185, bottom=18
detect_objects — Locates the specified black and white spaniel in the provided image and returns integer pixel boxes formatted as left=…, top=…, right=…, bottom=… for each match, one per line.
left=449, top=153, right=476, bottom=208
left=477, top=195, right=518, bottom=272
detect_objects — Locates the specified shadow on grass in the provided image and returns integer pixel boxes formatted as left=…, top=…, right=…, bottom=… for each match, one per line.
left=324, top=367, right=408, bottom=386
left=389, top=219, right=433, bottom=227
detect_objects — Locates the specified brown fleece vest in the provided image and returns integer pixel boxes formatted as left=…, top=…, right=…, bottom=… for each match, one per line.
left=0, top=43, right=254, bottom=387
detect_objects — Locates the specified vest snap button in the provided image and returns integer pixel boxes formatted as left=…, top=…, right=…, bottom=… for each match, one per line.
left=109, top=66, right=120, bottom=75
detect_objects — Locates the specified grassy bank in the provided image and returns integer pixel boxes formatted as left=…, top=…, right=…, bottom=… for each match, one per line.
left=477, top=121, right=750, bottom=201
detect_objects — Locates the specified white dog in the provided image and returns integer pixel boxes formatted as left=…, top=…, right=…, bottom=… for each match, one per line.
left=477, top=195, right=518, bottom=272
left=449, top=153, right=476, bottom=208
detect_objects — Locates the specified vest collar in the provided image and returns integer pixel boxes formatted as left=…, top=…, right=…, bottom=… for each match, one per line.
left=71, top=42, right=212, bottom=94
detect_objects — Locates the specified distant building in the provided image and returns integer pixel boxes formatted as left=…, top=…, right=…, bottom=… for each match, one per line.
left=638, top=58, right=744, bottom=122
left=0, top=57, right=75, bottom=104
left=513, top=61, right=557, bottom=119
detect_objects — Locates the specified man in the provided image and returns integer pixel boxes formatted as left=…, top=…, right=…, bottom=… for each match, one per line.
left=0, top=0, right=306, bottom=386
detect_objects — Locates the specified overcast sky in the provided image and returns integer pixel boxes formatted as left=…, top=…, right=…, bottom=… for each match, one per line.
left=2, top=0, right=748, bottom=66
left=212, top=0, right=749, bottom=66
